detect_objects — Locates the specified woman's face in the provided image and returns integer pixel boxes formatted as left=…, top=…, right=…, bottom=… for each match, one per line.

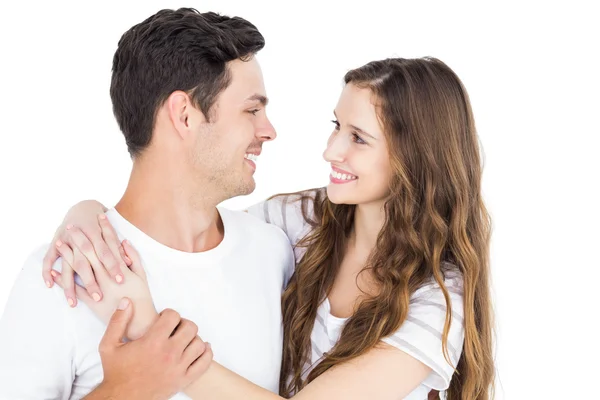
left=323, top=83, right=393, bottom=207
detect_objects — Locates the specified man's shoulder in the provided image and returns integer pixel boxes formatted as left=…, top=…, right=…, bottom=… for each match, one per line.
left=5, top=243, right=105, bottom=332
left=0, top=246, right=102, bottom=398
left=1, top=244, right=69, bottom=330
left=10, top=243, right=63, bottom=294
left=19, top=243, right=55, bottom=273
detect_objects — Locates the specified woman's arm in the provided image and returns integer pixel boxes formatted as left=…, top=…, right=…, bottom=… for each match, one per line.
left=184, top=343, right=431, bottom=400
left=184, top=362, right=281, bottom=400
left=51, top=233, right=159, bottom=341
left=41, top=200, right=130, bottom=306
left=184, top=275, right=464, bottom=400
left=42, top=190, right=320, bottom=307
left=51, top=221, right=434, bottom=399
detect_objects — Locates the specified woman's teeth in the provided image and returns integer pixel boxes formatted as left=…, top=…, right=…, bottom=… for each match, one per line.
left=331, top=171, right=357, bottom=180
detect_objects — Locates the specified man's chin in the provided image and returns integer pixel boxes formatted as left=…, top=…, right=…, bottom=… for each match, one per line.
left=243, top=178, right=256, bottom=195
left=231, top=177, right=256, bottom=198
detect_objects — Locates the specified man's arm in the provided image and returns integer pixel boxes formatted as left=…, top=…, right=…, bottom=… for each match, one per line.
left=0, top=245, right=75, bottom=399
left=80, top=299, right=213, bottom=400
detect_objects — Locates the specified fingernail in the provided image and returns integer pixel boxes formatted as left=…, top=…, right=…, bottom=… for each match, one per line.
left=92, top=293, right=101, bottom=302
left=67, top=298, right=75, bottom=307
left=118, top=298, right=130, bottom=310
left=66, top=224, right=73, bottom=230
left=115, top=274, right=123, bottom=283
left=50, top=270, right=58, bottom=278
left=99, top=214, right=107, bottom=220
left=55, top=240, right=63, bottom=247
left=45, top=280, right=52, bottom=288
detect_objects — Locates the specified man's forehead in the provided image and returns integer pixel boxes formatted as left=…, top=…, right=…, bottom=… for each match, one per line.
left=229, top=57, right=264, bottom=83
left=223, top=58, right=268, bottom=104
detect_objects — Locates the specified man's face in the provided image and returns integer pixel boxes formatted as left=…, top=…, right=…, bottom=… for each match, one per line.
left=188, top=57, right=276, bottom=200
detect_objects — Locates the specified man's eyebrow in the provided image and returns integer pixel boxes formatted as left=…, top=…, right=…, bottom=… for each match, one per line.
left=246, top=94, right=268, bottom=106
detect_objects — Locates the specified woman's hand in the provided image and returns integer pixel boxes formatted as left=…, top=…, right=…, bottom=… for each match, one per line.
left=52, top=236, right=157, bottom=341
left=42, top=200, right=131, bottom=307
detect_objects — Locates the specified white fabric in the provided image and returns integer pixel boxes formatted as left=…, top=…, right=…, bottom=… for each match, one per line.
left=0, top=207, right=294, bottom=400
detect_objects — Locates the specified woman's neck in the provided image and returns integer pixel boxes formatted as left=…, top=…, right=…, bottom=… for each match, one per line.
left=351, top=200, right=387, bottom=253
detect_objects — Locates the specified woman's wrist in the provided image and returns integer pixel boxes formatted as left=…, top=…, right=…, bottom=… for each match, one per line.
left=128, top=308, right=160, bottom=340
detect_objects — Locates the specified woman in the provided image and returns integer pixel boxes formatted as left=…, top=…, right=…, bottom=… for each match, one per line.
left=44, top=57, right=495, bottom=399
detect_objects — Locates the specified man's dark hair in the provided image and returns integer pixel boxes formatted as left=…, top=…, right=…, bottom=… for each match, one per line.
left=110, top=8, right=265, bottom=156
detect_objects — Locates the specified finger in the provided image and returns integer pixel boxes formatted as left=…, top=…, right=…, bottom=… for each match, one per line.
left=94, top=213, right=131, bottom=267
left=99, top=298, right=133, bottom=353
left=54, top=240, right=75, bottom=300
left=118, top=242, right=132, bottom=267
left=55, top=239, right=75, bottom=265
left=42, top=240, right=61, bottom=289
left=67, top=225, right=108, bottom=280
left=185, top=343, right=213, bottom=380
left=147, top=309, right=181, bottom=340
left=182, top=336, right=207, bottom=367
left=72, top=248, right=103, bottom=302
left=50, top=269, right=66, bottom=289
left=55, top=244, right=77, bottom=307
left=98, top=214, right=126, bottom=283
left=171, top=319, right=199, bottom=353
left=50, top=270, right=94, bottom=307
left=122, top=240, right=146, bottom=279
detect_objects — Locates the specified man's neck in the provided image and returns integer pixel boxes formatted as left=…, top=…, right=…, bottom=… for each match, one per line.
left=115, top=159, right=225, bottom=253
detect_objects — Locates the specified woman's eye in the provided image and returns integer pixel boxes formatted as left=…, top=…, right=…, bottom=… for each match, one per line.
left=352, top=132, right=366, bottom=144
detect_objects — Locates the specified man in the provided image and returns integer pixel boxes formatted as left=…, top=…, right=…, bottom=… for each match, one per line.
left=0, top=8, right=294, bottom=399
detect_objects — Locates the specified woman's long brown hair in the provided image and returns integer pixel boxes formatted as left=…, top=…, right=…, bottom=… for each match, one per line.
left=279, top=57, right=494, bottom=399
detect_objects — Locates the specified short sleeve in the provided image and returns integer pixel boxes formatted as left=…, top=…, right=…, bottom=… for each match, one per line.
left=381, top=269, right=465, bottom=390
left=246, top=189, right=322, bottom=262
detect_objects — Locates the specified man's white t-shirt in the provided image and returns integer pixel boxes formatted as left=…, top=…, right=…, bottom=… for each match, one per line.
left=0, top=207, right=294, bottom=400
left=247, top=189, right=465, bottom=400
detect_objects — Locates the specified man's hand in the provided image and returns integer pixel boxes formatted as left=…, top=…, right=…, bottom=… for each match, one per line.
left=86, top=298, right=213, bottom=400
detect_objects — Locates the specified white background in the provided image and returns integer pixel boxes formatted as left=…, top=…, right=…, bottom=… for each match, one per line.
left=1, top=1, right=598, bottom=398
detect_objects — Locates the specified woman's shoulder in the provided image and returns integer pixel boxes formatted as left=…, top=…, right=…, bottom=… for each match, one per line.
left=246, top=187, right=326, bottom=246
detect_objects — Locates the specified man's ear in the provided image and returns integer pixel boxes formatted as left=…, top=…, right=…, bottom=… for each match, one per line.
left=166, top=91, right=205, bottom=139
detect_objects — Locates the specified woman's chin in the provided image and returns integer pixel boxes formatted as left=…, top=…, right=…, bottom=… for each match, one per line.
left=326, top=184, right=355, bottom=205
